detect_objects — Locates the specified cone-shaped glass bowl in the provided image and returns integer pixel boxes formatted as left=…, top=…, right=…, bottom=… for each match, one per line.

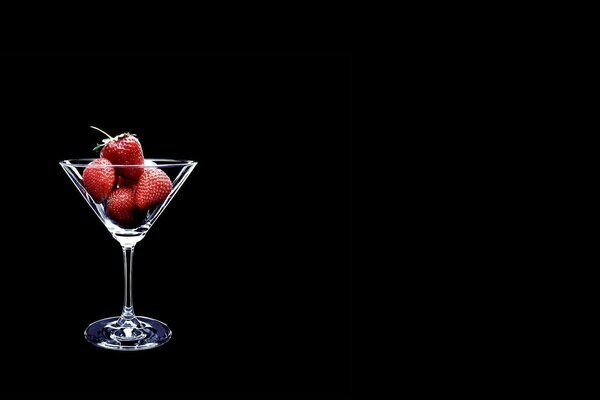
left=60, top=158, right=196, bottom=351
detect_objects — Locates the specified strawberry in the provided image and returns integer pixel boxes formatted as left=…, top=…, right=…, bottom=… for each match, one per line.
left=82, top=158, right=115, bottom=202
left=91, top=126, right=144, bottom=181
left=107, top=187, right=137, bottom=225
left=135, top=169, right=173, bottom=210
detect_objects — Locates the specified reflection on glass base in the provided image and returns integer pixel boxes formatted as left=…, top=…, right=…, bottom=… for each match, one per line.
left=84, top=316, right=172, bottom=351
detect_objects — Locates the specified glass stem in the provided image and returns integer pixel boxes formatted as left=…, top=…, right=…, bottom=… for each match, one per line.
left=118, top=245, right=138, bottom=325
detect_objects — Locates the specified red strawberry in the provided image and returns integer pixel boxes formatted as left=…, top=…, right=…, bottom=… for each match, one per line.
left=82, top=158, right=115, bottom=202
left=92, top=127, right=144, bottom=180
left=107, top=187, right=137, bottom=225
left=135, top=169, right=173, bottom=210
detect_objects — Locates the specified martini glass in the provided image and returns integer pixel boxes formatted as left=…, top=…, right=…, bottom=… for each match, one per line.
left=59, top=158, right=197, bottom=351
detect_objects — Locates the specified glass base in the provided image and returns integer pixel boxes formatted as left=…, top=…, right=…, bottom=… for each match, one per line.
left=84, top=316, right=172, bottom=351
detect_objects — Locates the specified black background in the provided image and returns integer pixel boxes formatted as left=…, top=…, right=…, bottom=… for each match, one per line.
left=0, top=53, right=351, bottom=399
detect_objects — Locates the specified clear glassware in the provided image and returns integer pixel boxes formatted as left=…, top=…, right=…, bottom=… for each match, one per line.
left=59, top=158, right=197, bottom=351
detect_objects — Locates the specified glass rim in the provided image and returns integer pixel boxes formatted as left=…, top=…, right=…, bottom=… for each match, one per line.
left=59, top=158, right=197, bottom=168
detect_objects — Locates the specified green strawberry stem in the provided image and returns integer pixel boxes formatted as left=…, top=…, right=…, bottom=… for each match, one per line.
left=91, top=126, right=137, bottom=152
left=90, top=126, right=113, bottom=139
left=91, top=126, right=114, bottom=152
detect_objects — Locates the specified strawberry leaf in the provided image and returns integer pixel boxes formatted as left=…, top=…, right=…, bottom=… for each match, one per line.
left=93, top=138, right=112, bottom=152
left=90, top=127, right=138, bottom=152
